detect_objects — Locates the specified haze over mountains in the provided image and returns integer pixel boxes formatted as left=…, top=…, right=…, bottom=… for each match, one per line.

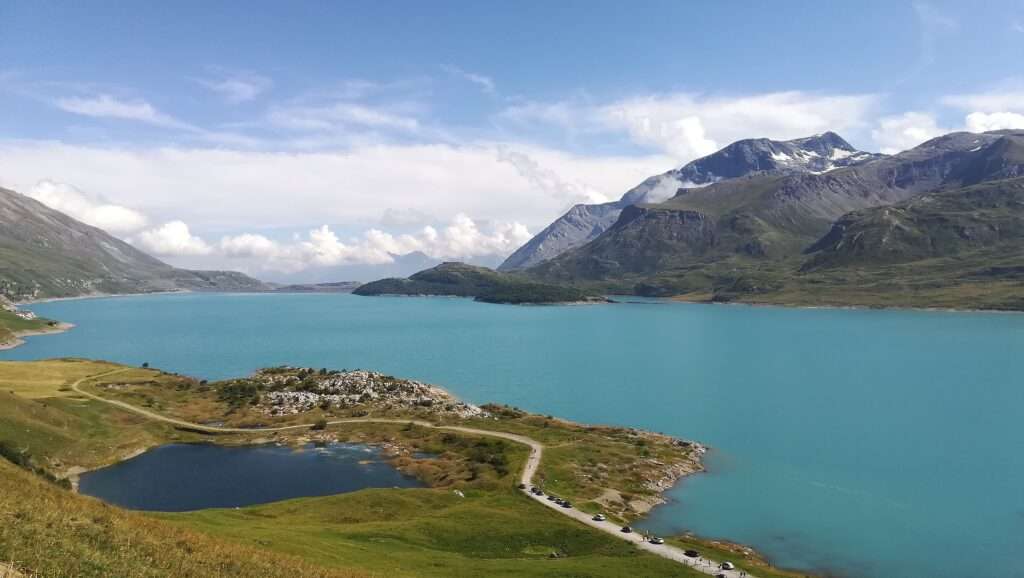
left=0, top=187, right=267, bottom=301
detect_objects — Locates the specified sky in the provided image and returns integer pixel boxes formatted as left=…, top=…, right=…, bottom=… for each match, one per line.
left=2, top=0, right=1024, bottom=280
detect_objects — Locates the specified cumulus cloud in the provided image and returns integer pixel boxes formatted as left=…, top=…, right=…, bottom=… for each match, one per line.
left=501, top=91, right=878, bottom=163
left=597, top=92, right=877, bottom=160
left=217, top=216, right=532, bottom=273
left=197, top=72, right=272, bottom=103
left=53, top=94, right=184, bottom=128
left=871, top=112, right=948, bottom=154
left=27, top=180, right=149, bottom=234
left=134, top=221, right=212, bottom=256
left=0, top=141, right=667, bottom=234
left=642, top=175, right=686, bottom=204
left=497, top=148, right=610, bottom=205
left=942, top=86, right=1024, bottom=113
left=964, top=111, right=1024, bottom=132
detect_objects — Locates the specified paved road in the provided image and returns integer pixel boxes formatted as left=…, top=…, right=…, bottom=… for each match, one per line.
left=73, top=369, right=752, bottom=577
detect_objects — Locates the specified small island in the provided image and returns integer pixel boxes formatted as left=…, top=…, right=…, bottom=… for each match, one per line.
left=353, top=262, right=608, bottom=304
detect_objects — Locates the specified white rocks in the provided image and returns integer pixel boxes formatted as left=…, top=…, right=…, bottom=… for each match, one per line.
left=253, top=368, right=488, bottom=419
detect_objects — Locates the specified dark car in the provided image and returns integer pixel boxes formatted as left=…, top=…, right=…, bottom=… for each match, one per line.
left=517, top=483, right=526, bottom=490
left=560, top=501, right=572, bottom=509
left=620, top=526, right=633, bottom=533
left=684, top=549, right=700, bottom=558
left=547, top=495, right=557, bottom=502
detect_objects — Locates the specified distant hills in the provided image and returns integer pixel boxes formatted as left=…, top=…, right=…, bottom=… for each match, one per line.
left=353, top=262, right=602, bottom=304
left=499, top=132, right=881, bottom=271
left=511, top=130, right=1024, bottom=310
left=0, top=186, right=267, bottom=301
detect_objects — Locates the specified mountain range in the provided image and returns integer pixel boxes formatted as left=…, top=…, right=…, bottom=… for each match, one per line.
left=0, top=186, right=267, bottom=301
left=509, top=129, right=1024, bottom=310
left=499, top=132, right=882, bottom=271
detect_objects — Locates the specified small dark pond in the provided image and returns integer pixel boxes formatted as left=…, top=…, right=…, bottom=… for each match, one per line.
left=78, top=442, right=423, bottom=512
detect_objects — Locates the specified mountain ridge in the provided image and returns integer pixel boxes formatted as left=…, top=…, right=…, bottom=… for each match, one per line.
left=499, top=132, right=883, bottom=271
left=0, top=186, right=268, bottom=301
left=521, top=130, right=1024, bottom=310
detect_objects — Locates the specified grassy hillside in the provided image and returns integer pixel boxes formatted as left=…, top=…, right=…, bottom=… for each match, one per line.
left=0, top=459, right=362, bottom=578
left=355, top=262, right=601, bottom=304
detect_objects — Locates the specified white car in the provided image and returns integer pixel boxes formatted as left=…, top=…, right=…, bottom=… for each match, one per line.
left=592, top=513, right=606, bottom=522
left=649, top=536, right=664, bottom=545
left=720, top=562, right=735, bottom=570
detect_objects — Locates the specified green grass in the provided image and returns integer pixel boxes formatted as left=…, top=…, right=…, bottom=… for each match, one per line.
left=0, top=459, right=362, bottom=578
left=0, top=310, right=59, bottom=347
left=159, top=488, right=704, bottom=578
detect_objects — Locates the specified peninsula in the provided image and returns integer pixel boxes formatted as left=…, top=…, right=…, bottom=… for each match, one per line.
left=0, top=359, right=808, bottom=578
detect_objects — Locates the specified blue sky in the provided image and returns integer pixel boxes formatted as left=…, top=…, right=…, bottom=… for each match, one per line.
left=1, top=1, right=1023, bottom=279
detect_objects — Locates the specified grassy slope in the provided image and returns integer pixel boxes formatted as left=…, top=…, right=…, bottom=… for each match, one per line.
left=161, top=489, right=701, bottom=578
left=0, top=311, right=58, bottom=348
left=0, top=459, right=362, bottom=578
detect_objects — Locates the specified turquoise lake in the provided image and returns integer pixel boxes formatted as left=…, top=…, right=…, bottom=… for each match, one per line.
left=5, top=292, right=1024, bottom=578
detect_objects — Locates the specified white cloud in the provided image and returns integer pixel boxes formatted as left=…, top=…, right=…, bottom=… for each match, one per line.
left=942, top=88, right=1024, bottom=113
left=198, top=72, right=272, bottom=103
left=0, top=140, right=667, bottom=236
left=27, top=180, right=149, bottom=234
left=442, top=65, right=496, bottom=95
left=871, top=112, right=947, bottom=154
left=268, top=102, right=420, bottom=133
left=53, top=94, right=184, bottom=128
left=643, top=175, right=686, bottom=204
left=497, top=148, right=610, bottom=205
left=217, top=216, right=533, bottom=273
left=964, top=111, right=1024, bottom=132
left=597, top=92, right=877, bottom=160
left=134, top=221, right=212, bottom=256
left=501, top=91, right=878, bottom=163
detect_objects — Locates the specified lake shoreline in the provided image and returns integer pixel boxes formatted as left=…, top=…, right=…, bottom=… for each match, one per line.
left=0, top=322, right=75, bottom=351
left=669, top=293, right=1024, bottom=315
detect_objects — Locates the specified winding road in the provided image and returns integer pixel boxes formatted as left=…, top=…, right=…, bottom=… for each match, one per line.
left=73, top=369, right=752, bottom=577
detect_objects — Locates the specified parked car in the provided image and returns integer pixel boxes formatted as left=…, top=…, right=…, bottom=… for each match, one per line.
left=560, top=501, right=572, bottom=509
left=547, top=495, right=557, bottom=502
left=649, top=536, right=664, bottom=545
left=518, top=483, right=526, bottom=490
left=684, top=549, right=700, bottom=558
left=720, top=562, right=735, bottom=570
left=620, top=526, right=633, bottom=533
left=592, top=513, right=606, bottom=522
